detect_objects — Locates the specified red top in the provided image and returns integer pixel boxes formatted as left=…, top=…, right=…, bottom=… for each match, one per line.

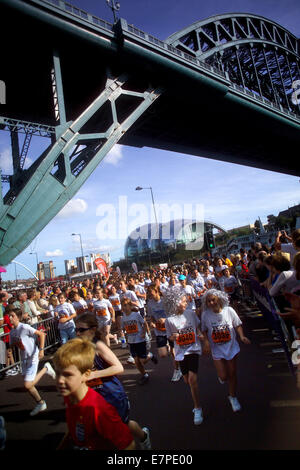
left=64, top=387, right=133, bottom=450
left=2, top=314, right=12, bottom=343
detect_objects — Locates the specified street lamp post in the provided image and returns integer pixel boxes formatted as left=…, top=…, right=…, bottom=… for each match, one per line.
left=106, top=0, right=120, bottom=24
left=72, top=233, right=86, bottom=275
left=135, top=186, right=161, bottom=263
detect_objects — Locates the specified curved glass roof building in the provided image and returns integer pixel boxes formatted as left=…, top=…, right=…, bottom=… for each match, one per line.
left=124, top=219, right=226, bottom=265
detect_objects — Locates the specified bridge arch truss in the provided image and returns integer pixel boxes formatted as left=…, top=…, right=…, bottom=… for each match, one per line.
left=166, top=13, right=300, bottom=115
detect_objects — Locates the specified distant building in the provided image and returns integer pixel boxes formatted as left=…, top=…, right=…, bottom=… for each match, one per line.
left=64, top=259, right=77, bottom=275
left=37, top=261, right=55, bottom=280
left=278, top=204, right=300, bottom=219
left=76, top=256, right=89, bottom=274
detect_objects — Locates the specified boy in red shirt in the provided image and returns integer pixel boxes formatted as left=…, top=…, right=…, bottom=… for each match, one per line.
left=53, top=337, right=135, bottom=450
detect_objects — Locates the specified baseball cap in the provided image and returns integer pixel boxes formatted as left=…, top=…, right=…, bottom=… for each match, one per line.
left=178, top=275, right=186, bottom=280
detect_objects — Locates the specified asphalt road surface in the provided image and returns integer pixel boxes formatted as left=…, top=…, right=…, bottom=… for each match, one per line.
left=1, top=306, right=300, bottom=452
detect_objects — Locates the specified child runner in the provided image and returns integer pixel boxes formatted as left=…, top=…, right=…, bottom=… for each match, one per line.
left=165, top=291, right=205, bottom=425
left=109, top=285, right=126, bottom=346
left=222, top=268, right=239, bottom=311
left=55, top=293, right=77, bottom=344
left=147, top=286, right=181, bottom=382
left=86, top=290, right=95, bottom=312
left=93, top=288, right=116, bottom=347
left=8, top=309, right=56, bottom=416
left=70, top=291, right=88, bottom=316
left=121, top=298, right=157, bottom=385
left=53, top=338, right=135, bottom=450
left=73, top=313, right=151, bottom=449
left=201, top=289, right=251, bottom=412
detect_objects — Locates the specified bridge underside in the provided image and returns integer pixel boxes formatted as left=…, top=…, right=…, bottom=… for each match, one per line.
left=1, top=3, right=299, bottom=177
left=0, top=1, right=299, bottom=265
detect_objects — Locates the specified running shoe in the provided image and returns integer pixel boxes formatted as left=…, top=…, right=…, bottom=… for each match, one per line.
left=228, top=396, right=241, bottom=412
left=127, top=356, right=135, bottom=364
left=30, top=401, right=47, bottom=416
left=138, top=374, right=149, bottom=385
left=44, top=362, right=56, bottom=380
left=171, top=369, right=182, bottom=382
left=218, top=377, right=225, bottom=384
left=140, top=427, right=151, bottom=450
left=7, top=368, right=18, bottom=376
left=149, top=352, right=158, bottom=365
left=193, top=408, right=203, bottom=425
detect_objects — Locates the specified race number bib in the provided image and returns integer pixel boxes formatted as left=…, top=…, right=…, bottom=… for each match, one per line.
left=197, top=290, right=205, bottom=298
left=211, top=326, right=231, bottom=344
left=176, top=331, right=196, bottom=346
left=124, top=323, right=139, bottom=334
left=76, top=307, right=86, bottom=315
left=155, top=320, right=166, bottom=332
left=225, top=286, right=234, bottom=294
left=96, top=308, right=107, bottom=317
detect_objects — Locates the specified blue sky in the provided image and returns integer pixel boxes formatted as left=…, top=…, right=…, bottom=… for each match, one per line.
left=1, top=0, right=300, bottom=281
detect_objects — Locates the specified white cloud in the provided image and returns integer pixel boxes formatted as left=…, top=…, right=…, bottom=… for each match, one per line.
left=57, top=198, right=88, bottom=219
left=103, top=145, right=124, bottom=166
left=45, top=249, right=63, bottom=257
left=0, top=147, right=13, bottom=173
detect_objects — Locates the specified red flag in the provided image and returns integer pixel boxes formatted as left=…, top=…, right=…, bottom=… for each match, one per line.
left=94, top=258, right=108, bottom=277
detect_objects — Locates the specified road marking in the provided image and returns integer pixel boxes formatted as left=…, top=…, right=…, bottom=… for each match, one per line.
left=252, top=328, right=269, bottom=332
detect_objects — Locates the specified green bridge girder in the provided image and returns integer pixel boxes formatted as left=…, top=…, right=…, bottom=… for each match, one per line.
left=0, top=0, right=299, bottom=266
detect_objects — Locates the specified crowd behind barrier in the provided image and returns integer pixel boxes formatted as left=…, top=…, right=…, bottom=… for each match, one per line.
left=239, top=276, right=296, bottom=375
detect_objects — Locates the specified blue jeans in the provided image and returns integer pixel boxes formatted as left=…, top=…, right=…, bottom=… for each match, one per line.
left=59, top=326, right=76, bottom=344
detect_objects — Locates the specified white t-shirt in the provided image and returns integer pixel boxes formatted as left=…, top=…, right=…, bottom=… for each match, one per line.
left=119, top=289, right=139, bottom=305
left=10, top=322, right=39, bottom=360
left=269, top=270, right=300, bottom=297
left=135, top=284, right=146, bottom=308
left=222, top=275, right=238, bottom=294
left=165, top=310, right=202, bottom=361
left=201, top=306, right=242, bottom=360
left=147, top=298, right=167, bottom=337
left=93, top=299, right=112, bottom=326
left=160, top=282, right=169, bottom=294
left=55, top=303, right=76, bottom=330
left=189, top=276, right=206, bottom=298
left=109, top=294, right=122, bottom=311
left=72, top=299, right=88, bottom=315
left=121, top=311, right=146, bottom=344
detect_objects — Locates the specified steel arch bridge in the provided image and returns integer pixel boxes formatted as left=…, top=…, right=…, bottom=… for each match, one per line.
left=166, top=13, right=300, bottom=112
left=0, top=0, right=299, bottom=266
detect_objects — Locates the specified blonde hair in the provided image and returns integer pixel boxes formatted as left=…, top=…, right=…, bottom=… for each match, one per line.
left=53, top=338, right=95, bottom=373
left=49, top=295, right=59, bottom=307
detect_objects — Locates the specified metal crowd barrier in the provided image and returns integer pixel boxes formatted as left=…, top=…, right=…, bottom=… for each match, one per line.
left=0, top=317, right=61, bottom=376
left=238, top=275, right=296, bottom=376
